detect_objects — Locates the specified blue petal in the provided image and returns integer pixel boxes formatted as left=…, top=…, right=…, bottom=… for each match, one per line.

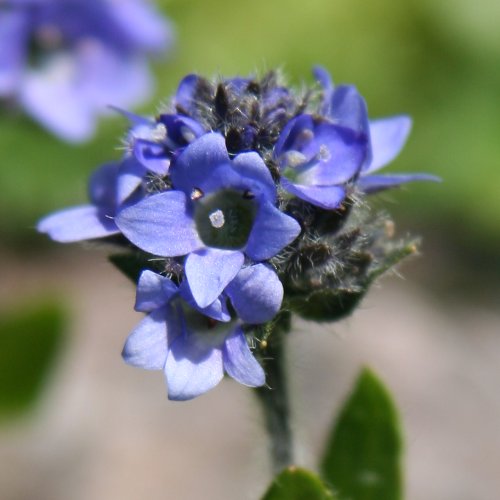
left=222, top=327, right=265, bottom=387
left=175, top=74, right=199, bottom=112
left=116, top=156, right=145, bottom=205
left=359, top=173, right=442, bottom=193
left=231, top=151, right=276, bottom=202
left=165, top=332, right=224, bottom=401
left=313, top=66, right=333, bottom=94
left=246, top=201, right=301, bottom=261
left=88, top=162, right=119, bottom=210
left=37, top=205, right=118, bottom=242
left=110, top=106, right=153, bottom=127
left=115, top=191, right=202, bottom=257
left=122, top=307, right=170, bottom=370
left=296, top=123, right=366, bottom=186
left=157, top=114, right=205, bottom=146
left=226, top=264, right=283, bottom=324
left=281, top=178, right=346, bottom=209
left=185, top=248, right=244, bottom=308
left=19, top=55, right=95, bottom=143
left=77, top=44, right=152, bottom=112
left=0, top=10, right=28, bottom=96
left=109, top=0, right=173, bottom=53
left=274, top=114, right=314, bottom=158
left=133, top=139, right=170, bottom=176
left=331, top=85, right=370, bottom=139
left=366, top=116, right=412, bottom=173
left=135, top=270, right=178, bottom=312
left=179, top=281, right=231, bottom=322
left=170, top=133, right=229, bottom=194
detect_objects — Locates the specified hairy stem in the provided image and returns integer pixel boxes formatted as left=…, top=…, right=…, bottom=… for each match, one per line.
left=253, top=312, right=293, bottom=473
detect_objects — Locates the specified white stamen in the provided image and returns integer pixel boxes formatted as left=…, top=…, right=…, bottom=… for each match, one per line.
left=151, top=123, right=167, bottom=142
left=318, top=144, right=331, bottom=161
left=191, top=188, right=203, bottom=200
left=285, top=151, right=307, bottom=168
left=209, top=209, right=225, bottom=228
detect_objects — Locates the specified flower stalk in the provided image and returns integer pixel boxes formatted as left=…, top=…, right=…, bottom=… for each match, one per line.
left=254, top=312, right=294, bottom=472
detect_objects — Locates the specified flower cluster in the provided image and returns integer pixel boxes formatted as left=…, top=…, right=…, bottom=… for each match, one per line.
left=38, top=68, right=438, bottom=400
left=0, top=0, right=173, bottom=142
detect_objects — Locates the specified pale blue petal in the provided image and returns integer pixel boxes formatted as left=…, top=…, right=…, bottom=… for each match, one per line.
left=37, top=205, right=118, bottom=242
left=359, top=173, right=441, bottom=193
left=170, top=133, right=229, bottom=194
left=366, top=116, right=412, bottom=173
left=135, top=270, right=178, bottom=312
left=223, top=327, right=265, bottom=387
left=116, top=157, right=145, bottom=204
left=175, top=74, right=199, bottom=111
left=77, top=45, right=152, bottom=112
left=19, top=57, right=95, bottom=143
left=122, top=307, right=169, bottom=370
left=133, top=139, right=170, bottom=176
left=115, top=191, right=202, bottom=257
left=274, top=114, right=314, bottom=158
left=245, top=201, right=301, bottom=261
left=232, top=151, right=276, bottom=202
left=0, top=10, right=28, bottom=96
left=88, top=162, right=119, bottom=209
left=226, top=264, right=283, bottom=324
left=331, top=85, right=370, bottom=139
left=165, top=334, right=224, bottom=401
left=281, top=178, right=346, bottom=210
left=185, top=248, right=244, bottom=308
left=313, top=66, right=333, bottom=93
left=179, top=281, right=231, bottom=322
left=296, top=123, right=365, bottom=186
left=109, top=0, right=173, bottom=53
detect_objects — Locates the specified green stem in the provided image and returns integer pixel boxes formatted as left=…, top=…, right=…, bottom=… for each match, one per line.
left=254, top=312, right=293, bottom=473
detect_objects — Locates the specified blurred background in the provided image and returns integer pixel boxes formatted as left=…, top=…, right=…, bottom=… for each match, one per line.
left=1, top=0, right=499, bottom=498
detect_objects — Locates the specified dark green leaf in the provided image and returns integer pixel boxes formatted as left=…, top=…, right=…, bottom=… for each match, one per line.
left=320, top=368, right=403, bottom=500
left=0, top=301, right=66, bottom=419
left=262, top=466, right=337, bottom=500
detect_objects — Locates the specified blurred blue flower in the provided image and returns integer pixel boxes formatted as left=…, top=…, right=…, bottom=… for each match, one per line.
left=116, top=132, right=301, bottom=308
left=122, top=267, right=283, bottom=400
left=314, top=67, right=439, bottom=192
left=0, top=0, right=174, bottom=142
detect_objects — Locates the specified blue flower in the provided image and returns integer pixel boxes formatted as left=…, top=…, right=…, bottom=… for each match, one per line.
left=127, top=111, right=206, bottom=174
left=274, top=114, right=368, bottom=209
left=37, top=109, right=206, bottom=243
left=314, top=67, right=440, bottom=192
left=116, top=132, right=301, bottom=308
left=0, top=0, right=174, bottom=142
left=37, top=160, right=123, bottom=242
left=122, top=266, right=283, bottom=400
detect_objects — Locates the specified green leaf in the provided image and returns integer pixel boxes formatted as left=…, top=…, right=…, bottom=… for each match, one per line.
left=320, top=368, right=403, bottom=500
left=0, top=301, right=66, bottom=419
left=262, top=466, right=337, bottom=500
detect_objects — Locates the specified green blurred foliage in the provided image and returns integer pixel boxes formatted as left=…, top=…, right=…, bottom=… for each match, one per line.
left=262, top=467, right=336, bottom=500
left=1, top=0, right=499, bottom=251
left=0, top=301, right=66, bottom=420
left=320, top=368, right=403, bottom=500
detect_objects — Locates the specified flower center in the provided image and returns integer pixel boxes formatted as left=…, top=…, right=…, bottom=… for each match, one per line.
left=194, top=189, right=256, bottom=249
